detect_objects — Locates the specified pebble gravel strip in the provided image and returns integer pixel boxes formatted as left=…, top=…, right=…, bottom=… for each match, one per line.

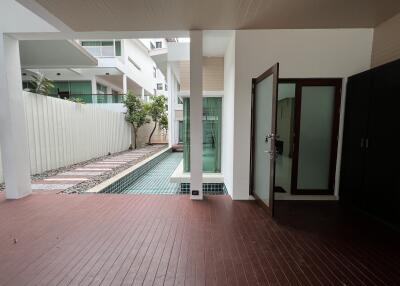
left=0, top=145, right=167, bottom=194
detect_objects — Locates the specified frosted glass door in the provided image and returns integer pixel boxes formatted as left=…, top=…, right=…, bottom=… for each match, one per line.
left=297, top=86, right=335, bottom=191
left=251, top=64, right=279, bottom=215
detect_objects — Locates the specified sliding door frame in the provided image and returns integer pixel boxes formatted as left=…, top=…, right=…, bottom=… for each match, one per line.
left=279, top=78, right=342, bottom=195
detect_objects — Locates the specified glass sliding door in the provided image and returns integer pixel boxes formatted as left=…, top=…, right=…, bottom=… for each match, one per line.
left=297, top=86, right=335, bottom=190
left=290, top=79, right=342, bottom=195
left=182, top=97, right=222, bottom=173
left=183, top=98, right=191, bottom=172
left=203, top=98, right=222, bottom=173
left=274, top=83, right=296, bottom=194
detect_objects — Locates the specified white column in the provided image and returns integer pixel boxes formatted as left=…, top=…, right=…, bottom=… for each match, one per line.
left=190, top=30, right=203, bottom=200
left=122, top=74, right=128, bottom=94
left=141, top=88, right=145, bottom=101
left=0, top=34, right=31, bottom=199
left=91, top=77, right=97, bottom=103
left=106, top=86, right=112, bottom=103
left=167, top=64, right=174, bottom=147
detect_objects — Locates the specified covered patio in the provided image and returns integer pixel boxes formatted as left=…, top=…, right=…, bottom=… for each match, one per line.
left=1, top=193, right=399, bottom=286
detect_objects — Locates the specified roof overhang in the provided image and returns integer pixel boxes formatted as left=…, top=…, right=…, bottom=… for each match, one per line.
left=15, top=0, right=400, bottom=31
left=20, top=40, right=98, bottom=68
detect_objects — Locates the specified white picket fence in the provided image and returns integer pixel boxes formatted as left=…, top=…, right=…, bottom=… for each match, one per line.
left=0, top=92, right=131, bottom=183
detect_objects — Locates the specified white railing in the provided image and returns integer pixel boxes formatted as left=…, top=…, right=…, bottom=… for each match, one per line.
left=0, top=92, right=131, bottom=183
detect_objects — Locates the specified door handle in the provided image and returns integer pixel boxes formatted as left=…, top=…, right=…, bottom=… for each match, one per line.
left=265, top=133, right=279, bottom=143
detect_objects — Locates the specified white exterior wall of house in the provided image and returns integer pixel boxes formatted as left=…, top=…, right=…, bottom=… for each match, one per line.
left=226, top=29, right=374, bottom=200
left=222, top=34, right=236, bottom=197
left=119, top=39, right=166, bottom=96
left=167, top=63, right=181, bottom=146
left=21, top=39, right=166, bottom=104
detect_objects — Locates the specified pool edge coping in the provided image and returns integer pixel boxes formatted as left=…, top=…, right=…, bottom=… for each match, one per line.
left=86, top=147, right=172, bottom=193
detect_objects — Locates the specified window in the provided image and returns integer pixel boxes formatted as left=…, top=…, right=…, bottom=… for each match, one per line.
left=150, top=42, right=155, bottom=49
left=114, top=40, right=121, bottom=56
left=96, top=83, right=108, bottom=95
left=111, top=90, right=123, bottom=103
left=81, top=41, right=117, bottom=57
left=157, top=83, right=163, bottom=90
left=49, top=81, right=93, bottom=103
left=153, top=67, right=157, bottom=78
left=128, top=57, right=141, bottom=70
left=156, top=41, right=162, bottom=48
left=178, top=121, right=184, bottom=143
left=165, top=84, right=168, bottom=91
left=22, top=81, right=34, bottom=91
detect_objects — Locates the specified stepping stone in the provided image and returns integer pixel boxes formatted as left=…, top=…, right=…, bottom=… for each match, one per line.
left=62, top=171, right=104, bottom=176
left=85, top=164, right=120, bottom=168
left=31, top=184, right=74, bottom=190
left=44, top=178, right=89, bottom=182
left=76, top=168, right=112, bottom=171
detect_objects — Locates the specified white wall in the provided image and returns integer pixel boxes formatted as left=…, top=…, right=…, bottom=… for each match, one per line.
left=231, top=29, right=373, bottom=200
left=0, top=92, right=131, bottom=183
left=371, top=12, right=400, bottom=67
left=167, top=64, right=177, bottom=146
left=122, top=39, right=166, bottom=95
left=222, top=33, right=236, bottom=197
left=0, top=152, right=3, bottom=183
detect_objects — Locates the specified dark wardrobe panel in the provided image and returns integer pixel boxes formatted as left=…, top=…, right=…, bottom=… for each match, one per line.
left=340, top=72, right=371, bottom=205
left=340, top=59, right=400, bottom=227
left=364, top=60, right=400, bottom=224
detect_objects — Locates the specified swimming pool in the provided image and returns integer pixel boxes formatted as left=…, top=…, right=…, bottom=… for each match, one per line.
left=99, top=150, right=227, bottom=195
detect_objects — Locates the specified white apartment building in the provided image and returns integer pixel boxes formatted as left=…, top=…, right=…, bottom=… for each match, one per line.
left=20, top=39, right=166, bottom=104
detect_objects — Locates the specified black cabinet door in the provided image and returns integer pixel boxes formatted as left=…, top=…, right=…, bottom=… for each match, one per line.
left=340, top=72, right=371, bottom=205
left=364, top=60, right=400, bottom=225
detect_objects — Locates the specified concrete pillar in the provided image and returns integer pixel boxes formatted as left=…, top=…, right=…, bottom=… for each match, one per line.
left=91, top=77, right=97, bottom=103
left=167, top=64, right=174, bottom=147
left=141, top=87, right=145, bottom=101
left=0, top=34, right=32, bottom=199
left=189, top=30, right=203, bottom=200
left=106, top=86, right=112, bottom=103
left=122, top=74, right=128, bottom=94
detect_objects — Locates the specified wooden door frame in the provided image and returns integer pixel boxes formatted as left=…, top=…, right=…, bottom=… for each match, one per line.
left=249, top=63, right=279, bottom=216
left=279, top=78, right=342, bottom=195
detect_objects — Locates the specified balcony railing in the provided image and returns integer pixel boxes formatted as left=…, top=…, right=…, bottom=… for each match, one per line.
left=49, top=93, right=125, bottom=104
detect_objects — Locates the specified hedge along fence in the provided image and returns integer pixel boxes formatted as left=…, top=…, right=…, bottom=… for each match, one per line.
left=0, top=92, right=131, bottom=183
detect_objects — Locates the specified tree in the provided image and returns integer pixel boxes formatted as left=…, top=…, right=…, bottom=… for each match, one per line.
left=159, top=113, right=168, bottom=131
left=145, top=95, right=167, bottom=145
left=30, top=74, right=54, bottom=95
left=123, top=92, right=149, bottom=149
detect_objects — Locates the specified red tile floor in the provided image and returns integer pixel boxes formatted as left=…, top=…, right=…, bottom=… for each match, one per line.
left=0, top=193, right=399, bottom=286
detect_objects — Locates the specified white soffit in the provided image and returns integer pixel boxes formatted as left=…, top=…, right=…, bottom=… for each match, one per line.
left=20, top=40, right=98, bottom=68
left=16, top=0, right=400, bottom=31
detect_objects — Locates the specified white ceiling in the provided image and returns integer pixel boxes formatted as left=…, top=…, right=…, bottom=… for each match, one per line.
left=20, top=40, right=98, bottom=68
left=17, top=0, right=400, bottom=32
